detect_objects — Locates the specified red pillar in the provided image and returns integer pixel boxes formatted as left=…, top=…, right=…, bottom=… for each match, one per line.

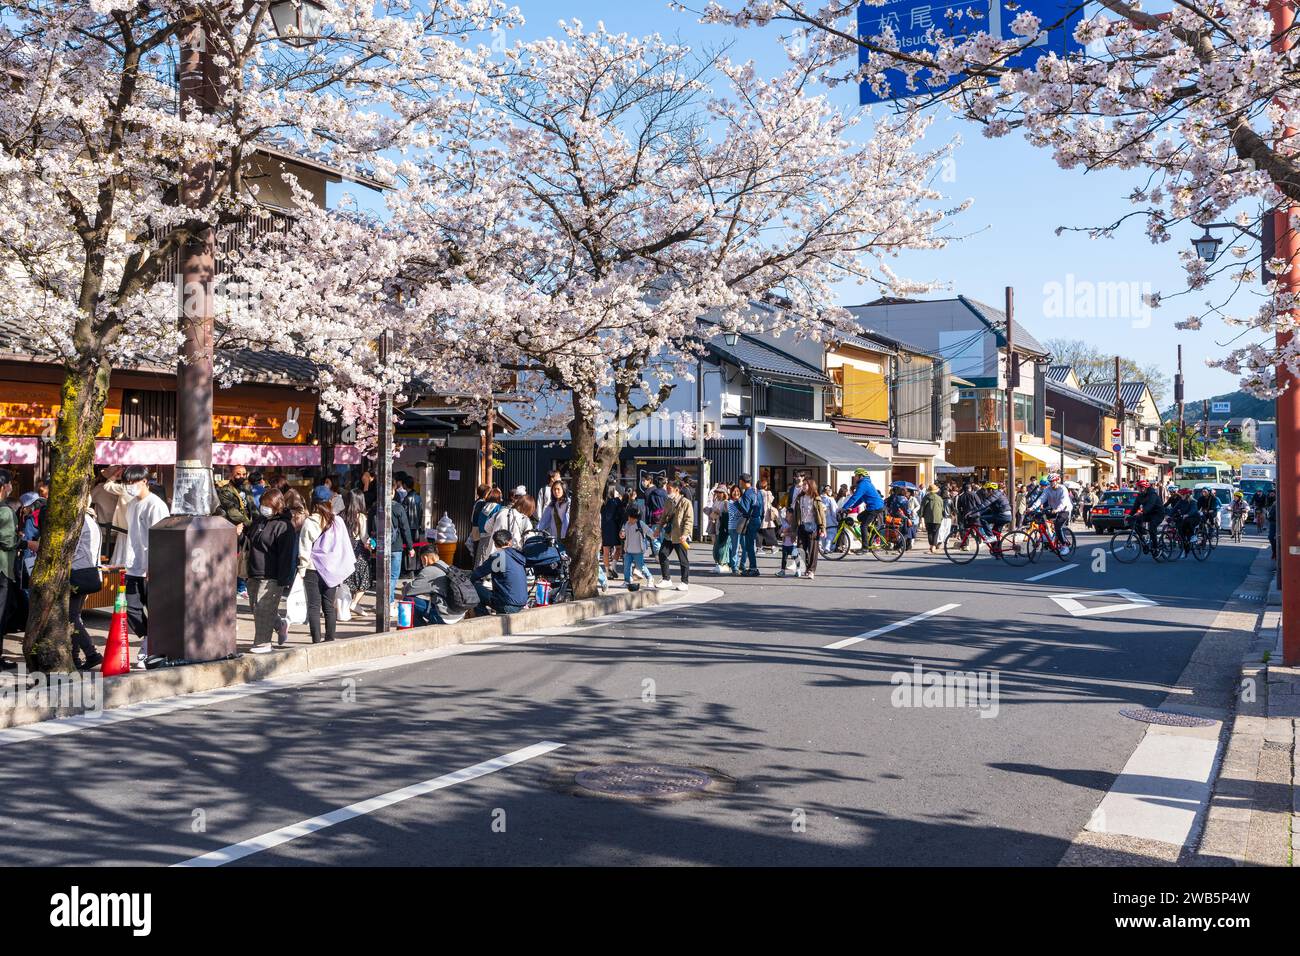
left=1272, top=0, right=1299, bottom=665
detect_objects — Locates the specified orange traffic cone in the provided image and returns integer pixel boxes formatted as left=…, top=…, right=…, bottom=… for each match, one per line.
left=102, top=571, right=131, bottom=677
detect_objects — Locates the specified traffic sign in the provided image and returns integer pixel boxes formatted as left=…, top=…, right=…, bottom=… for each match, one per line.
left=1112, top=443, right=1123, bottom=452
left=1111, top=428, right=1121, bottom=438
left=858, top=0, right=1084, bottom=105
left=1212, top=401, right=1231, bottom=414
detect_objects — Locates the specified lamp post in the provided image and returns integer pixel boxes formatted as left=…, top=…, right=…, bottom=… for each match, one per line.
left=151, top=2, right=327, bottom=662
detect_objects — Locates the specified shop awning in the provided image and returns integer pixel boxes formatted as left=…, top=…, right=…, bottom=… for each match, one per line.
left=91, top=440, right=322, bottom=467
left=1015, top=443, right=1088, bottom=472
left=0, top=436, right=38, bottom=465
left=764, top=424, right=892, bottom=469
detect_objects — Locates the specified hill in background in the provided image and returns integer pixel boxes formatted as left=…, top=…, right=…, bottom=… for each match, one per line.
left=1161, top=389, right=1276, bottom=422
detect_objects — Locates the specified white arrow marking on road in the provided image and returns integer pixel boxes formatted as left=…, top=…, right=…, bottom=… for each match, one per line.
left=1050, top=588, right=1157, bottom=618
left=174, top=741, right=565, bottom=867
left=825, top=603, right=961, bottom=650
left=1025, top=563, right=1078, bottom=583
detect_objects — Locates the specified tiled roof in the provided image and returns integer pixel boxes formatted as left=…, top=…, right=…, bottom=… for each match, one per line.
left=1081, top=382, right=1151, bottom=408
left=1046, top=365, right=1074, bottom=383
left=707, top=334, right=831, bottom=385
left=0, top=316, right=318, bottom=386
left=957, top=296, right=1050, bottom=357
left=1045, top=378, right=1114, bottom=412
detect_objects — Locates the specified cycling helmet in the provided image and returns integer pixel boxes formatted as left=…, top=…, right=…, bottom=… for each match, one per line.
left=1038, top=477, right=1049, bottom=486
left=1177, top=487, right=1193, bottom=495
left=853, top=468, right=869, bottom=477
left=1048, top=473, right=1061, bottom=483
left=1233, top=490, right=1244, bottom=498
left=1135, top=479, right=1150, bottom=489
left=983, top=481, right=1000, bottom=490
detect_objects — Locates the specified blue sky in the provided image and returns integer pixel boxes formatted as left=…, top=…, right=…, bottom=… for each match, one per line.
left=360, top=1, right=1259, bottom=402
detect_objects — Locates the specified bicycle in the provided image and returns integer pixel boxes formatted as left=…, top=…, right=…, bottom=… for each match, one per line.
left=942, top=518, right=1033, bottom=567
left=1111, top=515, right=1179, bottom=563
left=1022, top=510, right=1076, bottom=563
left=827, top=514, right=905, bottom=562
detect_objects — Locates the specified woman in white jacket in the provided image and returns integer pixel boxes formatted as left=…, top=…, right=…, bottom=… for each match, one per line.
left=483, top=494, right=536, bottom=559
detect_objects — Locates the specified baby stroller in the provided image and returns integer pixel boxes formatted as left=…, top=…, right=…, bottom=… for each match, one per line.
left=521, top=530, right=574, bottom=606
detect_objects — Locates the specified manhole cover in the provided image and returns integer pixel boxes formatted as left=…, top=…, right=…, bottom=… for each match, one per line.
left=1119, top=708, right=1215, bottom=728
left=574, top=763, right=713, bottom=798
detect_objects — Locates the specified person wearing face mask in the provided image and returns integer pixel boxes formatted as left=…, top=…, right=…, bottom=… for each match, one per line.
left=247, top=488, right=299, bottom=652
left=118, top=465, right=170, bottom=666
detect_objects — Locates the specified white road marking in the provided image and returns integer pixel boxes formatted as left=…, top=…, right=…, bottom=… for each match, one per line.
left=1050, top=588, right=1157, bottom=618
left=825, top=603, right=961, bottom=650
left=1025, top=563, right=1078, bottom=583
left=1085, top=725, right=1221, bottom=847
left=0, top=588, right=722, bottom=747
left=174, top=741, right=565, bottom=867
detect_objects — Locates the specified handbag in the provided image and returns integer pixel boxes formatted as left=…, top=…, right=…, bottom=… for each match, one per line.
left=70, top=566, right=104, bottom=595
left=336, top=584, right=353, bottom=622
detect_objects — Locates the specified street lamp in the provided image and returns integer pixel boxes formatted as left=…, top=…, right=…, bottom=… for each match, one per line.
left=723, top=328, right=739, bottom=347
left=270, top=0, right=325, bottom=47
left=1191, top=226, right=1222, bottom=262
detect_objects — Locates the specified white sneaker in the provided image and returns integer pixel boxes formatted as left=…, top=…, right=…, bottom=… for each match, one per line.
left=676, top=582, right=689, bottom=592
left=805, top=572, right=815, bottom=580
left=776, top=569, right=787, bottom=577
left=656, top=579, right=675, bottom=589
left=714, top=564, right=725, bottom=574
left=250, top=645, right=272, bottom=655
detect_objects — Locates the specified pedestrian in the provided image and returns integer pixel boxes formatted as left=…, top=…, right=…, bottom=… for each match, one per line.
left=794, top=476, right=826, bottom=578
left=600, top=484, right=624, bottom=580
left=300, top=486, right=354, bottom=644
left=248, top=472, right=268, bottom=508
left=247, top=488, right=297, bottom=653
left=757, top=478, right=778, bottom=553
left=537, top=470, right=563, bottom=515
left=68, top=505, right=104, bottom=670
left=341, top=489, right=371, bottom=616
left=216, top=466, right=252, bottom=598
left=117, top=465, right=170, bottom=665
left=483, top=493, right=534, bottom=560
left=404, top=547, right=468, bottom=625
left=1266, top=491, right=1278, bottom=560
left=706, top=484, right=730, bottom=573
left=619, top=503, right=655, bottom=590
left=884, top=481, right=915, bottom=552
left=655, top=480, right=693, bottom=591
left=396, top=474, right=425, bottom=543
left=0, top=470, right=18, bottom=652
left=538, top=480, right=571, bottom=540
left=470, top=530, right=528, bottom=615
left=735, top=473, right=762, bottom=576
left=921, top=483, right=945, bottom=552
left=373, top=487, right=415, bottom=609
left=776, top=506, right=798, bottom=576
left=724, top=485, right=746, bottom=575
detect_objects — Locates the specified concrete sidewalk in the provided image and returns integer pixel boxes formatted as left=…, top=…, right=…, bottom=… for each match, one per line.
left=1196, top=563, right=1297, bottom=867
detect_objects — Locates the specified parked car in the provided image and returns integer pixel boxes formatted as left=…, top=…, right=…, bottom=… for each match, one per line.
left=1089, top=490, right=1139, bottom=534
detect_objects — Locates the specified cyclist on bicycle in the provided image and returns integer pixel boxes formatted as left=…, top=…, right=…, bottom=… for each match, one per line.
left=1196, top=487, right=1219, bottom=539
left=1230, top=491, right=1247, bottom=540
left=1131, top=479, right=1164, bottom=554
left=1023, top=477, right=1049, bottom=521
left=1036, top=473, right=1072, bottom=552
left=1168, top=487, right=1199, bottom=549
left=884, top=481, right=915, bottom=551
left=840, top=467, right=885, bottom=540
left=975, top=481, right=1012, bottom=536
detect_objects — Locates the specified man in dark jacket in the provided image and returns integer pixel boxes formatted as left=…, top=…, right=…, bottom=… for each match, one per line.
left=216, top=466, right=253, bottom=598
left=735, top=473, right=763, bottom=576
left=471, top=530, right=528, bottom=614
left=1132, top=479, right=1165, bottom=554
left=373, top=494, right=415, bottom=607
left=246, top=496, right=298, bottom=654
left=0, top=469, right=15, bottom=655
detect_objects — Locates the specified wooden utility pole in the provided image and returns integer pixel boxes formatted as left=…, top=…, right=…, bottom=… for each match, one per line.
left=1114, top=356, right=1124, bottom=486
left=1005, top=287, right=1017, bottom=521
left=1175, top=345, right=1185, bottom=465
left=375, top=329, right=393, bottom=633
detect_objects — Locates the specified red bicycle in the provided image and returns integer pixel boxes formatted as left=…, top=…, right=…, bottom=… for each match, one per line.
left=942, top=517, right=1033, bottom=567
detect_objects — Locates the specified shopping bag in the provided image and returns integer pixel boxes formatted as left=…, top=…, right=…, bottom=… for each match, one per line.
left=938, top=517, right=952, bottom=541
left=286, top=576, right=307, bottom=625
left=336, top=584, right=353, bottom=622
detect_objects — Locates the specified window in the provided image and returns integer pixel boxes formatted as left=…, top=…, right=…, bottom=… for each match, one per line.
left=757, top=383, right=815, bottom=420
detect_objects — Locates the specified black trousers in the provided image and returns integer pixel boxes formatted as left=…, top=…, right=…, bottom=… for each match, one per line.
left=303, top=569, right=338, bottom=643
left=125, top=574, right=148, bottom=639
left=0, top=574, right=9, bottom=639
left=69, top=591, right=97, bottom=660
left=658, top=541, right=690, bottom=583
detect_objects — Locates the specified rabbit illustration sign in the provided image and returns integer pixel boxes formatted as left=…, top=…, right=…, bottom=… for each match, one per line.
left=281, top=406, right=301, bottom=440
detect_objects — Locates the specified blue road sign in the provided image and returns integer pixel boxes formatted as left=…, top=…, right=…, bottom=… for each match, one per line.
left=1112, top=443, right=1123, bottom=452
left=858, top=0, right=1084, bottom=105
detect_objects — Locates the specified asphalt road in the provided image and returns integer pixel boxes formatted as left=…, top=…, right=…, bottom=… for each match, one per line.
left=0, top=526, right=1264, bottom=866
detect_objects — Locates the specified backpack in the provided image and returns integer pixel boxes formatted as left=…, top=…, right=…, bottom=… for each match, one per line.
left=438, top=560, right=480, bottom=610
left=474, top=501, right=500, bottom=533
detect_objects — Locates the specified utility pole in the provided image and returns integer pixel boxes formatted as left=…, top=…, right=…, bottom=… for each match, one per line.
left=1203, top=399, right=1210, bottom=443
left=376, top=329, right=393, bottom=634
left=1114, top=356, right=1124, bottom=487
left=1270, top=0, right=1299, bottom=665
left=149, top=10, right=236, bottom=663
left=1175, top=344, right=1185, bottom=465
left=1005, top=287, right=1017, bottom=522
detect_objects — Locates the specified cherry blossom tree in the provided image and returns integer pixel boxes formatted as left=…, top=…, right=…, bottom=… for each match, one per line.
left=696, top=0, right=1300, bottom=394
left=390, top=22, right=963, bottom=597
left=0, top=0, right=516, bottom=669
